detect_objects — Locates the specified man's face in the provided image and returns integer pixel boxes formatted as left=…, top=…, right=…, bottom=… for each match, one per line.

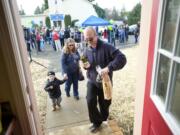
left=48, top=75, right=55, bottom=81
left=84, top=30, right=97, bottom=48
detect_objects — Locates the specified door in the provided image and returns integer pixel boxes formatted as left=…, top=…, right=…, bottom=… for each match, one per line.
left=0, top=0, right=42, bottom=134
left=142, top=0, right=180, bottom=134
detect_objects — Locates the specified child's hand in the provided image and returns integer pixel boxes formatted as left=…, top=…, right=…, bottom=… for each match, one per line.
left=63, top=74, right=68, bottom=80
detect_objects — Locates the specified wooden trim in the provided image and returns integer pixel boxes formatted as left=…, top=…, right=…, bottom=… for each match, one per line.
left=5, top=118, right=16, bottom=135
left=0, top=0, right=42, bottom=135
left=9, top=1, right=42, bottom=134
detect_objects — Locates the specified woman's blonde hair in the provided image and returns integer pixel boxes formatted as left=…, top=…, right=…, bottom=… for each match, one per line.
left=63, top=38, right=76, bottom=54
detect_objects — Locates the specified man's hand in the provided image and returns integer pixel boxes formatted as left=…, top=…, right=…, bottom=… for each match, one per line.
left=83, top=62, right=90, bottom=69
left=49, top=86, right=53, bottom=89
left=100, top=67, right=109, bottom=78
left=63, top=74, right=68, bottom=80
left=63, top=75, right=68, bottom=80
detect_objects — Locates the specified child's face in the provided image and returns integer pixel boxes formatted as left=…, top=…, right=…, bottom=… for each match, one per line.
left=48, top=75, right=55, bottom=81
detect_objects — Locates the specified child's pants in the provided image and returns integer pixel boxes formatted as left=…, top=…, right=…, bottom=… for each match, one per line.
left=51, top=97, right=62, bottom=107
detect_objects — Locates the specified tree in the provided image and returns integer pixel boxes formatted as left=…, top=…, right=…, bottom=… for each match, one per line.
left=88, top=0, right=95, bottom=2
left=104, top=7, right=122, bottom=20
left=64, top=15, right=71, bottom=28
left=127, top=3, right=141, bottom=25
left=119, top=7, right=128, bottom=20
left=34, top=6, right=43, bottom=14
left=45, top=16, right=51, bottom=28
left=93, top=4, right=105, bottom=18
left=44, top=0, right=49, bottom=10
left=111, top=7, right=121, bottom=20
left=71, top=19, right=79, bottom=27
left=19, top=9, right=25, bottom=15
left=19, top=5, right=25, bottom=15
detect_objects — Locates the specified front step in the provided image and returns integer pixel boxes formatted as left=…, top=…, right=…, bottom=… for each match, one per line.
left=47, top=120, right=123, bottom=135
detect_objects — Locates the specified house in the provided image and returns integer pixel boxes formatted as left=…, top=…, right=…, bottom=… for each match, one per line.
left=48, top=0, right=97, bottom=28
left=0, top=0, right=179, bottom=135
left=20, top=14, right=46, bottom=27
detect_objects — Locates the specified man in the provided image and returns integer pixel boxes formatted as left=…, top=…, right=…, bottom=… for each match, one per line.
left=82, top=27, right=126, bottom=133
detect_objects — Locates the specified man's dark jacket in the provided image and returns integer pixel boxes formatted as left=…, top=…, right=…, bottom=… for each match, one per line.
left=83, top=39, right=126, bottom=84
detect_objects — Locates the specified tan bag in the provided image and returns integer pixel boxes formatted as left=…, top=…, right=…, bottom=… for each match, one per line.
left=102, top=74, right=112, bottom=100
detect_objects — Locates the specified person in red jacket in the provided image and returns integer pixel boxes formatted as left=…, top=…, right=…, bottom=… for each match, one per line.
left=52, top=29, right=61, bottom=51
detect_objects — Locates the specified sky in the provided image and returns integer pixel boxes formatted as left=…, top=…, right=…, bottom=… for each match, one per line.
left=16, top=0, right=141, bottom=15
left=93, top=0, right=141, bottom=11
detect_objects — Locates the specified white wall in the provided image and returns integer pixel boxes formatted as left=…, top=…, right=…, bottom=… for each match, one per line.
left=48, top=0, right=63, bottom=14
left=20, top=15, right=46, bottom=27
left=48, top=0, right=97, bottom=28
left=61, top=0, right=97, bottom=21
left=133, top=0, right=153, bottom=135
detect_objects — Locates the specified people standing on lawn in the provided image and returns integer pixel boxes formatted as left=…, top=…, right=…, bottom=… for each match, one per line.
left=82, top=27, right=126, bottom=133
left=61, top=38, right=80, bottom=100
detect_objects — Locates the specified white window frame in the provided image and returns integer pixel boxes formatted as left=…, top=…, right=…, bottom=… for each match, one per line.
left=150, top=0, right=180, bottom=134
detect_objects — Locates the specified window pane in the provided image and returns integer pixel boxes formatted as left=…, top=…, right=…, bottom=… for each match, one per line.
left=161, top=0, right=180, bottom=52
left=170, top=63, right=180, bottom=123
left=175, top=28, right=180, bottom=56
left=156, top=55, right=171, bottom=102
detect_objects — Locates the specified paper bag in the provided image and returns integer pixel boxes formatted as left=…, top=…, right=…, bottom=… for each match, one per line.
left=102, top=74, right=112, bottom=100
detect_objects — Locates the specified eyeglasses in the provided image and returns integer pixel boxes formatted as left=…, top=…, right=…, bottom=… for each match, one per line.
left=68, top=44, right=74, bottom=46
left=85, top=37, right=94, bottom=42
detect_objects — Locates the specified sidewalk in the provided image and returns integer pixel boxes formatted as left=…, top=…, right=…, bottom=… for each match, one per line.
left=47, top=119, right=123, bottom=135
left=45, top=72, right=89, bottom=133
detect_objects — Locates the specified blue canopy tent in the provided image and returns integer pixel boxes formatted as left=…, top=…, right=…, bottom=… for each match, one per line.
left=82, top=15, right=110, bottom=26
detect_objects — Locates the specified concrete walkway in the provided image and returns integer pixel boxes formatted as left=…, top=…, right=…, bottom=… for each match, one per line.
left=47, top=120, right=123, bottom=135
left=45, top=72, right=90, bottom=133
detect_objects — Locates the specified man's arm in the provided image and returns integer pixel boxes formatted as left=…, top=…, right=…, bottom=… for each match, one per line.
left=107, top=46, right=127, bottom=72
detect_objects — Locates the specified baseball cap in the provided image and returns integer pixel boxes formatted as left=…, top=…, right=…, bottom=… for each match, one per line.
left=47, top=71, right=55, bottom=76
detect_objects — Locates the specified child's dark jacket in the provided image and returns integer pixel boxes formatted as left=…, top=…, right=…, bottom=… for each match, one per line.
left=44, top=78, right=65, bottom=98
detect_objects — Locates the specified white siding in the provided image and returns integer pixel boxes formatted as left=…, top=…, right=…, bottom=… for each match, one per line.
left=48, top=0, right=97, bottom=27
left=20, top=15, right=46, bottom=27
left=61, top=0, right=97, bottom=21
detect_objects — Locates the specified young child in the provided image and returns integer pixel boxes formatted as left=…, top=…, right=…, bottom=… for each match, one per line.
left=44, top=71, right=67, bottom=111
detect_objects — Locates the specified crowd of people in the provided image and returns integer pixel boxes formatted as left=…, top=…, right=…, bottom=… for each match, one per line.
left=23, top=22, right=140, bottom=60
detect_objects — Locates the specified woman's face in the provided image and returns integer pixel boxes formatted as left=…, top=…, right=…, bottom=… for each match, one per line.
left=68, top=43, right=75, bottom=50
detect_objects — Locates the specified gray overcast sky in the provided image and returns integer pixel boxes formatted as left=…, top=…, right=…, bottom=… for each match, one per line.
left=16, top=0, right=141, bottom=15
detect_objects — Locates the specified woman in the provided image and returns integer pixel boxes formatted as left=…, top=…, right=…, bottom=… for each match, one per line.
left=61, top=38, right=80, bottom=100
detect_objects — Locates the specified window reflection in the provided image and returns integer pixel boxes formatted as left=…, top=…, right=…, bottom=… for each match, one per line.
left=161, top=0, right=180, bottom=52
left=156, top=55, right=171, bottom=102
left=175, top=29, right=180, bottom=56
left=170, top=64, right=180, bottom=124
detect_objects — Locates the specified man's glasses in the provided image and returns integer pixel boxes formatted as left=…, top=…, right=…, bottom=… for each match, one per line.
left=85, top=37, right=94, bottom=42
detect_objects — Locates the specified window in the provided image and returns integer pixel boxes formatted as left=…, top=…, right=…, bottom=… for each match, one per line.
left=152, top=0, right=180, bottom=133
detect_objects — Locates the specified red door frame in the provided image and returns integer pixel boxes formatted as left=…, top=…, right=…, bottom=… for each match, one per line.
left=141, top=0, right=172, bottom=134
